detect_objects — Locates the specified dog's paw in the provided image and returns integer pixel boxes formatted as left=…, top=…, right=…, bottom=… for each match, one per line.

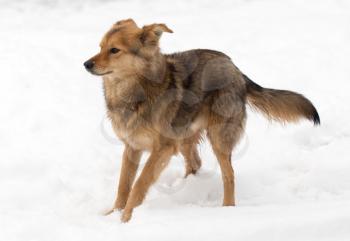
left=120, top=210, right=132, bottom=223
left=103, top=208, right=116, bottom=216
left=184, top=169, right=197, bottom=178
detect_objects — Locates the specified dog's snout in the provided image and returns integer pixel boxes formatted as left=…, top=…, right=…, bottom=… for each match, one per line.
left=84, top=60, right=95, bottom=70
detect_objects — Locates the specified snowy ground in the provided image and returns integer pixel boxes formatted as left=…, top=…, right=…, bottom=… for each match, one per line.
left=1, top=0, right=350, bottom=240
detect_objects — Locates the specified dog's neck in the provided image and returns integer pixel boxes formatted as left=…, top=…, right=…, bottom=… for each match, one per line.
left=103, top=52, right=170, bottom=113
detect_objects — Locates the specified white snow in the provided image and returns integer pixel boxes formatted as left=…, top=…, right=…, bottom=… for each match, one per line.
left=1, top=0, right=350, bottom=240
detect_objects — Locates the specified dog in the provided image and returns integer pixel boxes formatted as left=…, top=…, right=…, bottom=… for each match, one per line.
left=84, top=19, right=320, bottom=222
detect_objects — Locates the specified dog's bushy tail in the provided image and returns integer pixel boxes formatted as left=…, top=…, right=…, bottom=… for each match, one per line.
left=244, top=74, right=320, bottom=125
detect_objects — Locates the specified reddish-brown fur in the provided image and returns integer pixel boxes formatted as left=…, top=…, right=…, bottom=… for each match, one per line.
left=84, top=19, right=320, bottom=222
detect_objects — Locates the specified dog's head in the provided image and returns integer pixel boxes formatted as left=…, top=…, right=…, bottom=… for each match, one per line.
left=84, top=19, right=173, bottom=77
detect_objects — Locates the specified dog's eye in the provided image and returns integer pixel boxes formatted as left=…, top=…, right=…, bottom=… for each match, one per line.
left=110, top=48, right=120, bottom=54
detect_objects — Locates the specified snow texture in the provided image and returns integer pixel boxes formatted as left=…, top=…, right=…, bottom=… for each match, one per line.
left=1, top=0, right=350, bottom=240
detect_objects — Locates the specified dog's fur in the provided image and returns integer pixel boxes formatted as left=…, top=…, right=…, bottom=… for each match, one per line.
left=84, top=19, right=320, bottom=222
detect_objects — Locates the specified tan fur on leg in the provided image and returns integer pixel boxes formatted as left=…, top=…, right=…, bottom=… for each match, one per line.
left=182, top=147, right=201, bottom=177
left=180, top=133, right=202, bottom=177
left=212, top=149, right=235, bottom=206
left=121, top=145, right=174, bottom=222
left=105, top=145, right=142, bottom=215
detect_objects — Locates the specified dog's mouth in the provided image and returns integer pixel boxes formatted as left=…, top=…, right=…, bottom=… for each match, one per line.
left=88, top=70, right=113, bottom=76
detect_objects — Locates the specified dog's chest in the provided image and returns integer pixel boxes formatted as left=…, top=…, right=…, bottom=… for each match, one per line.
left=118, top=128, right=153, bottom=150
left=109, top=110, right=154, bottom=150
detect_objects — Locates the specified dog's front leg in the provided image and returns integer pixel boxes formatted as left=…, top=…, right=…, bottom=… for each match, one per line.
left=120, top=145, right=174, bottom=222
left=105, top=145, right=142, bottom=215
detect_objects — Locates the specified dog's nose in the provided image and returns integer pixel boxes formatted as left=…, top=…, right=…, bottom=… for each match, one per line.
left=84, top=60, right=94, bottom=70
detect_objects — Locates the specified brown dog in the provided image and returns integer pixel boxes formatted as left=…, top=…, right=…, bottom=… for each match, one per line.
left=84, top=19, right=320, bottom=222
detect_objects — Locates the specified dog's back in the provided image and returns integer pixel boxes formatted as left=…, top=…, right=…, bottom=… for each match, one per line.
left=164, top=49, right=247, bottom=134
left=166, top=49, right=320, bottom=129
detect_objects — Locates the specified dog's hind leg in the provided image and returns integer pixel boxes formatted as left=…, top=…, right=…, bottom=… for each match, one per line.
left=181, top=146, right=201, bottom=177
left=180, top=132, right=202, bottom=177
left=210, top=145, right=235, bottom=206
left=207, top=114, right=245, bottom=206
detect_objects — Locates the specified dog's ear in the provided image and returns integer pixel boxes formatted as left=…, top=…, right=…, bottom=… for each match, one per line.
left=140, top=23, right=173, bottom=46
left=115, top=18, right=138, bottom=28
